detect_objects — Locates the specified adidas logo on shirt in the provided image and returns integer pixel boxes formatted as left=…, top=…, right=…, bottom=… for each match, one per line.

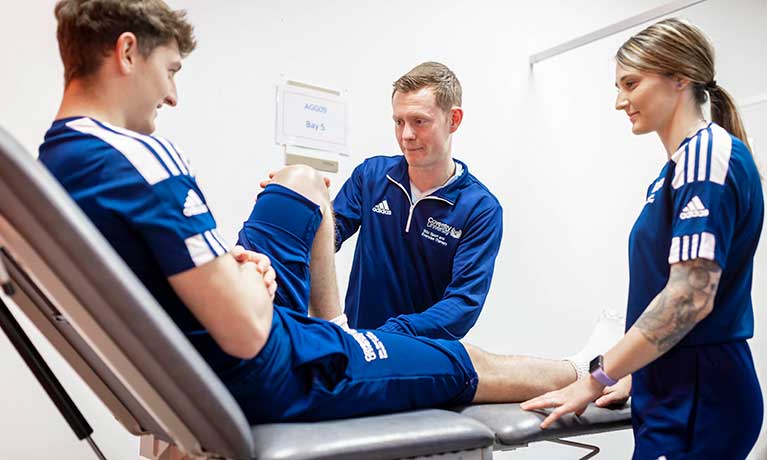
left=183, top=189, right=209, bottom=217
left=372, top=200, right=392, bottom=215
left=679, top=195, right=709, bottom=220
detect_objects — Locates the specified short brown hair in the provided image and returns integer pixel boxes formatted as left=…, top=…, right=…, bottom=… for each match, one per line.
left=392, top=62, right=462, bottom=112
left=55, top=0, right=196, bottom=85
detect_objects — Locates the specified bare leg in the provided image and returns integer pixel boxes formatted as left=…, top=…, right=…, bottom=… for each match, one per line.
left=306, top=201, right=342, bottom=320
left=465, top=343, right=577, bottom=403
left=269, top=165, right=342, bottom=320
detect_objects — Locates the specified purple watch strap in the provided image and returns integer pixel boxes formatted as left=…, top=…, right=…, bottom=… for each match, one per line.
left=591, top=367, right=618, bottom=386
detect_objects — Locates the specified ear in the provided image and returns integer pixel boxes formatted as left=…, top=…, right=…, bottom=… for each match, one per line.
left=673, top=75, right=691, bottom=91
left=114, top=32, right=139, bottom=76
left=448, top=107, right=463, bottom=133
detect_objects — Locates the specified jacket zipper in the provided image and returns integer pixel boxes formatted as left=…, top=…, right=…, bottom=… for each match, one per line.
left=386, top=175, right=454, bottom=233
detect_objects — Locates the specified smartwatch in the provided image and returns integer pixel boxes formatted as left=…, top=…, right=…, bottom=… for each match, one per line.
left=589, top=355, right=618, bottom=386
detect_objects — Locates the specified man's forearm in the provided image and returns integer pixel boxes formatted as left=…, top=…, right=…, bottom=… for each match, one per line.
left=170, top=254, right=274, bottom=359
left=380, top=298, right=479, bottom=340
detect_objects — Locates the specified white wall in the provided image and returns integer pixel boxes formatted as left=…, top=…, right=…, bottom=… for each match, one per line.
left=1, top=1, right=765, bottom=459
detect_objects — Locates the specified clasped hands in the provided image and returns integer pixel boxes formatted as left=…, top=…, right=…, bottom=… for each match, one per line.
left=231, top=245, right=277, bottom=301
left=233, top=171, right=329, bottom=301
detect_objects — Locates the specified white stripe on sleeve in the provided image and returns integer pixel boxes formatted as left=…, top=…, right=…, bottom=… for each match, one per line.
left=690, top=233, right=700, bottom=259
left=204, top=230, right=227, bottom=255
left=185, top=233, right=218, bottom=266
left=699, top=232, right=716, bottom=260
left=669, top=236, right=681, bottom=264
left=210, top=229, right=231, bottom=253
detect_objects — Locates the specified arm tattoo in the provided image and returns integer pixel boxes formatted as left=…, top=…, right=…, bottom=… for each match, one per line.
left=635, top=258, right=721, bottom=353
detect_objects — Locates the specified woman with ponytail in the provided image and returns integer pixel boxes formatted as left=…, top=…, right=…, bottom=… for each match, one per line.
left=522, top=18, right=764, bottom=459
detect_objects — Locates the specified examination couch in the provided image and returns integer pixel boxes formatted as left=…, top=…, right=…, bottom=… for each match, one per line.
left=0, top=126, right=631, bottom=460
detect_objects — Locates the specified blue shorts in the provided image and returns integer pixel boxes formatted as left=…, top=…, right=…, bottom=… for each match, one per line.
left=631, top=341, right=763, bottom=459
left=223, top=307, right=478, bottom=423
left=237, top=183, right=322, bottom=314
left=227, top=184, right=479, bottom=423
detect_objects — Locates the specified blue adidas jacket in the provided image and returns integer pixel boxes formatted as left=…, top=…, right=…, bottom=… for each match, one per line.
left=334, top=155, right=503, bottom=339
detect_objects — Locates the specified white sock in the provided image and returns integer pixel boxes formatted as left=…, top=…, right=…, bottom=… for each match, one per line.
left=564, top=308, right=625, bottom=379
left=330, top=313, right=350, bottom=331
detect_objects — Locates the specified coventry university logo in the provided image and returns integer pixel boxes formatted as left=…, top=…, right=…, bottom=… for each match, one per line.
left=426, top=217, right=462, bottom=239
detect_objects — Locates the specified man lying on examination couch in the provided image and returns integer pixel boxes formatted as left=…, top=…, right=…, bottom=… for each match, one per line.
left=40, top=0, right=627, bottom=425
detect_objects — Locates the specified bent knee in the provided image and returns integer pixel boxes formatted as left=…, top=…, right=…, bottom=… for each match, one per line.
left=270, top=164, right=328, bottom=207
left=272, top=164, right=322, bottom=185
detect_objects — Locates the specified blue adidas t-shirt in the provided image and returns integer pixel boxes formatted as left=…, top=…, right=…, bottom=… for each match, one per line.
left=627, top=123, right=764, bottom=345
left=39, top=117, right=238, bottom=371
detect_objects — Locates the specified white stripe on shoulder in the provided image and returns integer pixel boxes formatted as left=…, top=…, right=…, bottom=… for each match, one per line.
left=697, top=128, right=710, bottom=182
left=101, top=123, right=181, bottom=177
left=185, top=233, right=219, bottom=266
left=66, top=118, right=170, bottom=185
left=708, top=123, right=732, bottom=185
left=167, top=139, right=195, bottom=176
left=671, top=124, right=731, bottom=189
left=671, top=143, right=688, bottom=189
left=685, top=136, right=697, bottom=186
left=154, top=136, right=190, bottom=175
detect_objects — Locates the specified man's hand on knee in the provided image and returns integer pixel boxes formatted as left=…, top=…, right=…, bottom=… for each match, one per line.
left=259, top=171, right=276, bottom=190
left=259, top=170, right=331, bottom=190
left=231, top=245, right=277, bottom=300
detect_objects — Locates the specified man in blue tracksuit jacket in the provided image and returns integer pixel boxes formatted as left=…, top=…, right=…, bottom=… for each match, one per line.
left=334, top=62, right=503, bottom=340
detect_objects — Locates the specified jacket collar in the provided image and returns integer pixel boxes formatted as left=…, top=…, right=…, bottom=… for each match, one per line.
left=385, top=156, right=470, bottom=204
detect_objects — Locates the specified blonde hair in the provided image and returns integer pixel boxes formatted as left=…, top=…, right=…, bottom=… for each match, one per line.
left=617, top=18, right=752, bottom=154
left=392, top=62, right=462, bottom=112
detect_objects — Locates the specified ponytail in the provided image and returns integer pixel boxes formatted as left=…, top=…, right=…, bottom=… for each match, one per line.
left=709, top=84, right=751, bottom=152
left=616, top=18, right=763, bottom=180
left=709, top=85, right=764, bottom=180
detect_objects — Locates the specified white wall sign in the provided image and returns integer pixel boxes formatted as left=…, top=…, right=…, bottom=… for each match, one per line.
left=275, top=81, right=349, bottom=154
